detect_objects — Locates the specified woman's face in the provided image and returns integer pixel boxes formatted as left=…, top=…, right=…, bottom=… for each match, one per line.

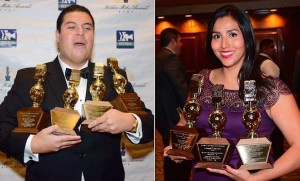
left=211, top=16, right=245, bottom=69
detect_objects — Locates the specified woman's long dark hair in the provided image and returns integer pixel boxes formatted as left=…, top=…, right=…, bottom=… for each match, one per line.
left=206, top=4, right=274, bottom=105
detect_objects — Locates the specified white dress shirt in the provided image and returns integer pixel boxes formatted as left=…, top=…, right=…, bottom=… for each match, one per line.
left=259, top=53, right=280, bottom=78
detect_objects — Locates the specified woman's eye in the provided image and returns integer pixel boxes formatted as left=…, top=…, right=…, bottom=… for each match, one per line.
left=229, top=32, right=237, bottom=37
left=213, top=34, right=220, bottom=39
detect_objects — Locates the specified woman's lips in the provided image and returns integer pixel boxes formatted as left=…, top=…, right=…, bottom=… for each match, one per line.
left=220, top=51, right=233, bottom=58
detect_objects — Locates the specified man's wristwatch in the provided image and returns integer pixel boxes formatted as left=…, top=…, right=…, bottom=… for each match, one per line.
left=130, top=119, right=138, bottom=133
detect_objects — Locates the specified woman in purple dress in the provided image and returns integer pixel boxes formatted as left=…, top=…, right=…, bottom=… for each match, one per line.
left=164, top=4, right=300, bottom=181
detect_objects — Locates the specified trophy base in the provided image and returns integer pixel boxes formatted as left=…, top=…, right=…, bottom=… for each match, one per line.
left=168, top=126, right=204, bottom=160
left=51, top=107, right=80, bottom=136
left=239, top=162, right=273, bottom=170
left=14, top=107, right=50, bottom=134
left=194, top=162, right=224, bottom=169
left=237, top=137, right=272, bottom=170
left=83, top=100, right=113, bottom=120
left=13, top=127, right=40, bottom=134
left=80, top=119, right=92, bottom=132
left=81, top=100, right=113, bottom=132
left=167, top=148, right=195, bottom=160
left=110, top=93, right=148, bottom=116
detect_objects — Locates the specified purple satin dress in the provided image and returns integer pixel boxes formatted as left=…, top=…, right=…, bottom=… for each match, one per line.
left=192, top=69, right=291, bottom=181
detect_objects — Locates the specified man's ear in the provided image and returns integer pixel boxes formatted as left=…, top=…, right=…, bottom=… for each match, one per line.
left=55, top=30, right=60, bottom=44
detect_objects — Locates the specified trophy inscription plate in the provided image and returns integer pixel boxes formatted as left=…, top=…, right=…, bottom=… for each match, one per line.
left=167, top=126, right=200, bottom=159
left=237, top=80, right=273, bottom=170
left=15, top=107, right=49, bottom=134
left=14, top=64, right=50, bottom=134
left=51, top=107, right=80, bottom=135
left=51, top=69, right=81, bottom=135
left=195, top=137, right=232, bottom=169
left=195, top=84, right=233, bottom=169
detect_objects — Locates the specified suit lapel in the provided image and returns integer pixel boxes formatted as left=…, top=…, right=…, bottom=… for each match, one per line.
left=45, top=57, right=67, bottom=107
left=85, top=61, right=94, bottom=101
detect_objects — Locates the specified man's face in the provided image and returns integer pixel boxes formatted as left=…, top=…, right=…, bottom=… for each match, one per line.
left=56, top=11, right=94, bottom=69
left=266, top=43, right=276, bottom=58
left=173, top=36, right=182, bottom=55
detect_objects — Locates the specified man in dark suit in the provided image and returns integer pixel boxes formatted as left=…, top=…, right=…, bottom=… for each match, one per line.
left=257, top=38, right=280, bottom=78
left=155, top=28, right=190, bottom=181
left=0, top=5, right=153, bottom=181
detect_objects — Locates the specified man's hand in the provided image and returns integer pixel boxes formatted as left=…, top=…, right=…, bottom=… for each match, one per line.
left=31, top=125, right=81, bottom=154
left=88, top=109, right=136, bottom=134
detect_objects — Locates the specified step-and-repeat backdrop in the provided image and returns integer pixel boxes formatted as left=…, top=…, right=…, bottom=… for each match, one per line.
left=0, top=0, right=154, bottom=180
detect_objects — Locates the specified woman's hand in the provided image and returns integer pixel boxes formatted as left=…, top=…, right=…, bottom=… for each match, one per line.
left=207, top=165, right=254, bottom=181
left=163, top=145, right=189, bottom=163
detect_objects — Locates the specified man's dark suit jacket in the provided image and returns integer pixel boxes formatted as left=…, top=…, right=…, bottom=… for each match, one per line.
left=155, top=48, right=188, bottom=146
left=0, top=57, right=153, bottom=181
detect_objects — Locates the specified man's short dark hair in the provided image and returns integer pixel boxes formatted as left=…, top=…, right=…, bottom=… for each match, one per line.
left=56, top=5, right=95, bottom=33
left=259, top=39, right=274, bottom=52
left=159, top=28, right=180, bottom=47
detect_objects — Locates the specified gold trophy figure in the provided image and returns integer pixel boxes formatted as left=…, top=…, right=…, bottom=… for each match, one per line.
left=236, top=80, right=273, bottom=170
left=195, top=84, right=233, bottom=169
left=108, top=57, right=147, bottom=116
left=51, top=69, right=81, bottom=135
left=167, top=74, right=205, bottom=159
left=81, top=63, right=113, bottom=132
left=15, top=64, right=49, bottom=134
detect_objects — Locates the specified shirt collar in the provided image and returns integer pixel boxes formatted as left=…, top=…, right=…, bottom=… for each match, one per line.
left=259, top=53, right=273, bottom=60
left=164, top=47, right=176, bottom=54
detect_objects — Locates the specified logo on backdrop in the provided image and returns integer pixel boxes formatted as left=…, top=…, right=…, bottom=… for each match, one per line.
left=116, top=30, right=134, bottom=49
left=0, top=0, right=32, bottom=12
left=104, top=0, right=150, bottom=14
left=0, top=29, right=17, bottom=48
left=58, top=0, right=76, bottom=11
left=0, top=66, right=13, bottom=95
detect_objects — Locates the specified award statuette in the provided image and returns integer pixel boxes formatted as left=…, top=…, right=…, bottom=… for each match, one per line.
left=195, top=84, right=233, bottom=169
left=236, top=80, right=273, bottom=170
left=14, top=64, right=49, bottom=134
left=167, top=74, right=205, bottom=159
left=108, top=57, right=147, bottom=116
left=51, top=69, right=81, bottom=136
left=81, top=63, right=113, bottom=131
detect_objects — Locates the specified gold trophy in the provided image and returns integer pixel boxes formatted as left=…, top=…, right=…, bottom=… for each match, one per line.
left=195, top=84, right=233, bottom=169
left=236, top=80, right=273, bottom=170
left=51, top=69, right=81, bottom=135
left=81, top=63, right=113, bottom=132
left=14, top=64, right=49, bottom=134
left=108, top=57, right=147, bottom=117
left=167, top=74, right=205, bottom=159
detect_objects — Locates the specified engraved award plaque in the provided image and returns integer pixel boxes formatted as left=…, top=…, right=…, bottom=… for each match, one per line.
left=14, top=64, right=50, bottom=134
left=107, top=57, right=147, bottom=117
left=236, top=80, right=273, bottom=170
left=195, top=84, right=233, bottom=169
left=81, top=63, right=113, bottom=132
left=167, top=74, right=205, bottom=159
left=51, top=69, right=81, bottom=136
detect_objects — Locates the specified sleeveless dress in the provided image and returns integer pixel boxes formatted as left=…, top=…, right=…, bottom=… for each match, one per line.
left=192, top=69, right=291, bottom=181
